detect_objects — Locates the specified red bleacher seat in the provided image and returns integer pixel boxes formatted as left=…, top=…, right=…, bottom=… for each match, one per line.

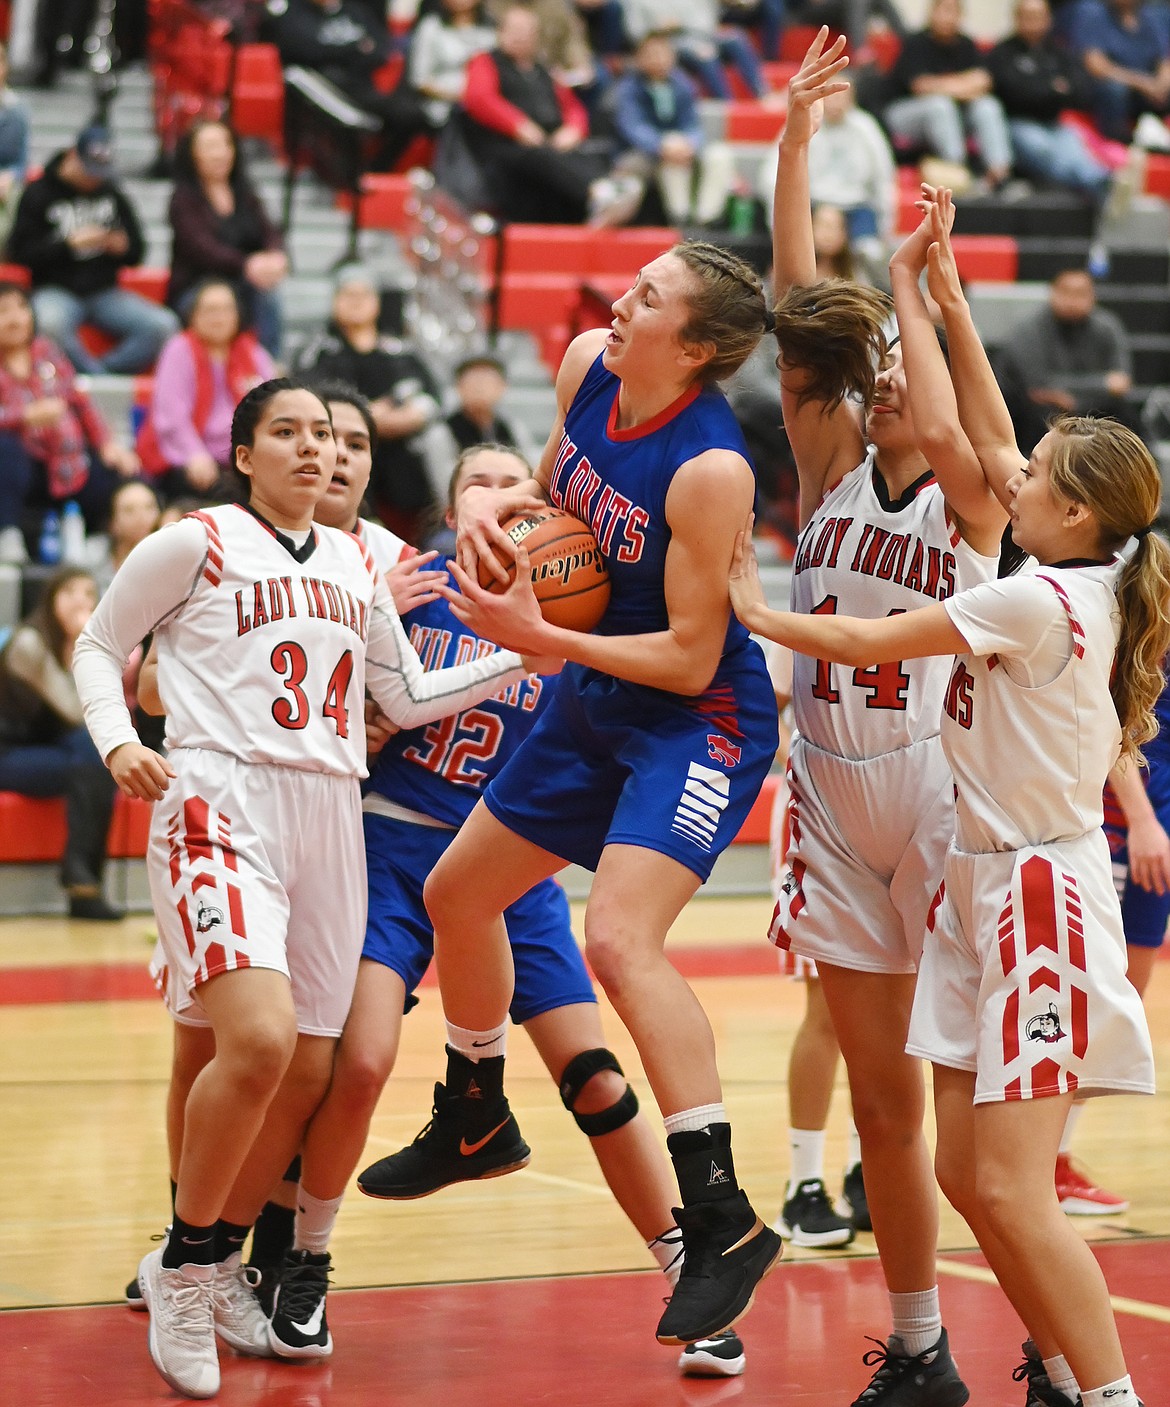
left=724, top=101, right=786, bottom=143
left=0, top=262, right=30, bottom=286
left=503, top=225, right=595, bottom=276
left=949, top=234, right=1018, bottom=283
left=339, top=173, right=414, bottom=233
left=584, top=228, right=679, bottom=277
left=779, top=26, right=834, bottom=62
left=761, top=61, right=799, bottom=91
left=0, top=793, right=152, bottom=863
left=498, top=273, right=582, bottom=332
left=733, top=772, right=780, bottom=846
left=117, top=267, right=169, bottom=304
left=1145, top=153, right=1170, bottom=200
left=231, top=43, right=285, bottom=146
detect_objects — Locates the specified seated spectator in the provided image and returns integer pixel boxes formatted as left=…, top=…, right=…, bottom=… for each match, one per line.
left=996, top=264, right=1136, bottom=452
left=623, top=0, right=770, bottom=99
left=719, top=0, right=786, bottom=63
left=6, top=125, right=179, bottom=375
left=0, top=44, right=30, bottom=248
left=0, top=280, right=139, bottom=562
left=90, top=479, right=161, bottom=595
left=410, top=0, right=497, bottom=129
left=136, top=279, right=276, bottom=502
left=612, top=31, right=735, bottom=227
left=573, top=0, right=630, bottom=59
left=273, top=0, right=436, bottom=169
left=0, top=567, right=121, bottom=921
left=809, top=202, right=889, bottom=287
left=462, top=5, right=639, bottom=224
left=445, top=353, right=534, bottom=455
left=294, top=265, right=445, bottom=540
left=882, top=0, right=1012, bottom=191
left=759, top=75, right=895, bottom=248
left=1071, top=0, right=1170, bottom=145
left=167, top=120, right=289, bottom=359
left=486, top=0, right=600, bottom=96
left=990, top=0, right=1113, bottom=205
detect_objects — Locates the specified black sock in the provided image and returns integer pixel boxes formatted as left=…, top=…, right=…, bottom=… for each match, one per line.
left=214, top=1219, right=252, bottom=1263
left=249, top=1201, right=295, bottom=1269
left=445, top=1044, right=505, bottom=1103
left=169, top=1179, right=177, bottom=1213
left=282, top=1155, right=302, bottom=1183
left=667, top=1123, right=741, bottom=1206
left=162, top=1215, right=216, bottom=1268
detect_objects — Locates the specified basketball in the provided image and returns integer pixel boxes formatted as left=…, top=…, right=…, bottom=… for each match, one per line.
left=476, top=506, right=611, bottom=632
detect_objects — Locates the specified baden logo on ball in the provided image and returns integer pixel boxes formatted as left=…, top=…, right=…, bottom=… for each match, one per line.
left=477, top=507, right=611, bottom=632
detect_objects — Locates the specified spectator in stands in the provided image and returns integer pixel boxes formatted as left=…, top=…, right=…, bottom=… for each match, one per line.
left=462, top=5, right=640, bottom=224
left=0, top=280, right=139, bottom=563
left=990, top=0, right=1114, bottom=204
left=136, top=280, right=276, bottom=502
left=758, top=75, right=895, bottom=247
left=573, top=0, right=631, bottom=59
left=611, top=31, right=736, bottom=226
left=1071, top=0, right=1170, bottom=145
left=166, top=120, right=289, bottom=359
left=486, top=0, right=600, bottom=96
left=0, top=45, right=30, bottom=248
left=445, top=353, right=533, bottom=455
left=410, top=0, right=497, bottom=128
left=623, top=0, right=771, bottom=99
left=7, top=125, right=179, bottom=375
left=997, top=264, right=1136, bottom=452
left=273, top=0, right=436, bottom=168
left=90, top=479, right=161, bottom=596
left=882, top=0, right=1013, bottom=192
left=294, top=264, right=445, bottom=540
left=0, top=566, right=121, bottom=920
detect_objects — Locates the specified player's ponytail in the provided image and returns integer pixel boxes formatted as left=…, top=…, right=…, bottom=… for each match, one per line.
left=1047, top=415, right=1170, bottom=761
left=771, top=278, right=891, bottom=412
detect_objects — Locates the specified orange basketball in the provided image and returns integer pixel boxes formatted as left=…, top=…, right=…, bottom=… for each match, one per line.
left=476, top=507, right=611, bottom=632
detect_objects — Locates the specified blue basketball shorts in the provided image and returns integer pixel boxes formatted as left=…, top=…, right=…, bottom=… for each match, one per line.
left=483, top=654, right=778, bottom=881
left=1103, top=756, right=1170, bottom=949
left=361, top=811, right=596, bottom=1021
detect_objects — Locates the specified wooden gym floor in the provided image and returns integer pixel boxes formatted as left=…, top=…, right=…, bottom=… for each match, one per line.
left=2, top=897, right=1168, bottom=1405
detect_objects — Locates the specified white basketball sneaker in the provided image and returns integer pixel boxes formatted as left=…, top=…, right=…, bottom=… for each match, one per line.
left=138, top=1247, right=219, bottom=1399
left=211, top=1251, right=276, bottom=1356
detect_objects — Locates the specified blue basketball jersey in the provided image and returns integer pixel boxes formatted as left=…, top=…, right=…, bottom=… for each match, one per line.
left=549, top=352, right=754, bottom=663
left=365, top=561, right=553, bottom=827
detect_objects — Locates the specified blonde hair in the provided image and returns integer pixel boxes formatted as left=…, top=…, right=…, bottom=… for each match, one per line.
left=771, top=279, right=892, bottom=411
left=1047, top=415, right=1170, bottom=761
left=671, top=241, right=770, bottom=384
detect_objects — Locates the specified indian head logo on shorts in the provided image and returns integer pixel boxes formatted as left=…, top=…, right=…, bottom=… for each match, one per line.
left=195, top=898, right=224, bottom=934
left=706, top=733, right=742, bottom=768
left=1025, top=1002, right=1066, bottom=1045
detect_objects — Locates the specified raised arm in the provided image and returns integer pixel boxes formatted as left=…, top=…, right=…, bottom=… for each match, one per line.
left=441, top=447, right=756, bottom=697
left=924, top=190, right=1027, bottom=506
left=888, top=196, right=1006, bottom=556
left=772, top=27, right=849, bottom=295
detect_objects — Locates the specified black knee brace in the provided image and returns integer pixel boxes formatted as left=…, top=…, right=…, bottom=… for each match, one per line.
left=559, top=1048, right=639, bottom=1137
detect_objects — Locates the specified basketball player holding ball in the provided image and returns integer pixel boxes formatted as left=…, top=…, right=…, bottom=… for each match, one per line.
left=368, top=240, right=782, bottom=1352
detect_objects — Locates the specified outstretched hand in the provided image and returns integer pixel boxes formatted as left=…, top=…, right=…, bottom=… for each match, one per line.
left=728, top=514, right=767, bottom=627
left=890, top=183, right=947, bottom=277
left=924, top=188, right=963, bottom=310
left=784, top=27, right=850, bottom=146
left=440, top=543, right=552, bottom=656
left=385, top=550, right=445, bottom=616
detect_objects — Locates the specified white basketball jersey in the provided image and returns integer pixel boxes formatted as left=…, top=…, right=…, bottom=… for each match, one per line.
left=942, top=560, right=1123, bottom=854
left=154, top=506, right=383, bottom=776
left=790, top=453, right=998, bottom=760
left=357, top=518, right=414, bottom=574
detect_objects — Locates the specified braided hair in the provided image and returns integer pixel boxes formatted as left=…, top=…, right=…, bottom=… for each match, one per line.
left=671, top=241, right=772, bottom=384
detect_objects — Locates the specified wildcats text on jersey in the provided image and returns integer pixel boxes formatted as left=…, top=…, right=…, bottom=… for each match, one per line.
left=548, top=433, right=649, bottom=563
left=793, top=514, right=958, bottom=602
left=235, top=575, right=370, bottom=641
left=408, top=624, right=543, bottom=712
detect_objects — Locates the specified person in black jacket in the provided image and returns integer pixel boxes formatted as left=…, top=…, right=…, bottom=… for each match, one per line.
left=272, top=0, right=435, bottom=168
left=6, top=125, right=178, bottom=374
left=990, top=0, right=1113, bottom=203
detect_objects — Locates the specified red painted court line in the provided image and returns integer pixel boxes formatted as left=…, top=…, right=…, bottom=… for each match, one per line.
left=3, top=1247, right=1168, bottom=1406
left=0, top=944, right=780, bottom=1006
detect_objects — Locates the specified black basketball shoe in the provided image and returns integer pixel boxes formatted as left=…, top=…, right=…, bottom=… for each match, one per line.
left=841, top=1161, right=872, bottom=1232
left=851, top=1329, right=969, bottom=1406
left=678, top=1330, right=747, bottom=1377
left=1012, top=1341, right=1079, bottom=1407
left=267, top=1249, right=332, bottom=1360
left=776, top=1178, right=855, bottom=1248
left=358, top=1049, right=530, bottom=1199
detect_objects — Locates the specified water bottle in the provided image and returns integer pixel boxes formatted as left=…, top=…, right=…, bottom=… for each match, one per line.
left=39, top=509, right=62, bottom=565
left=61, top=499, right=86, bottom=564
left=728, top=188, right=756, bottom=238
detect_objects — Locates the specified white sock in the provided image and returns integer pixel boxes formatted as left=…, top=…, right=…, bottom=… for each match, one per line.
left=294, top=1188, right=344, bottom=1256
left=445, top=1019, right=507, bottom=1063
left=787, top=1128, right=826, bottom=1197
left=846, top=1121, right=862, bottom=1170
left=889, top=1287, right=941, bottom=1357
left=1043, top=1354, right=1080, bottom=1398
left=648, top=1227, right=684, bottom=1286
left=1082, top=1378, right=1136, bottom=1407
left=1059, top=1104, right=1084, bottom=1155
left=664, top=1103, right=727, bottom=1136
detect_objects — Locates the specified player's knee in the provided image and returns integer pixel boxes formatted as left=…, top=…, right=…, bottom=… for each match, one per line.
left=580, top=910, right=634, bottom=992
left=423, top=859, right=480, bottom=931
left=849, top=1094, right=920, bottom=1151
left=559, top=1048, right=639, bottom=1137
left=934, top=1147, right=974, bottom=1218
left=971, top=1162, right=1021, bottom=1233
left=333, top=1044, right=395, bottom=1117
left=219, top=1020, right=297, bottom=1099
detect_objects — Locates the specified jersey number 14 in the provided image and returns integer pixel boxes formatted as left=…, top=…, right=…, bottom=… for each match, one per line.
left=810, top=596, right=910, bottom=711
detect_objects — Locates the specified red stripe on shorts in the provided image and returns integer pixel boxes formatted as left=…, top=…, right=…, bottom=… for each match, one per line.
left=1070, top=985, right=1089, bottom=1059
left=1064, top=875, right=1086, bottom=972
left=227, top=883, right=248, bottom=942
left=177, top=895, right=197, bottom=957
left=1020, top=856, right=1059, bottom=957
left=183, top=797, right=214, bottom=865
